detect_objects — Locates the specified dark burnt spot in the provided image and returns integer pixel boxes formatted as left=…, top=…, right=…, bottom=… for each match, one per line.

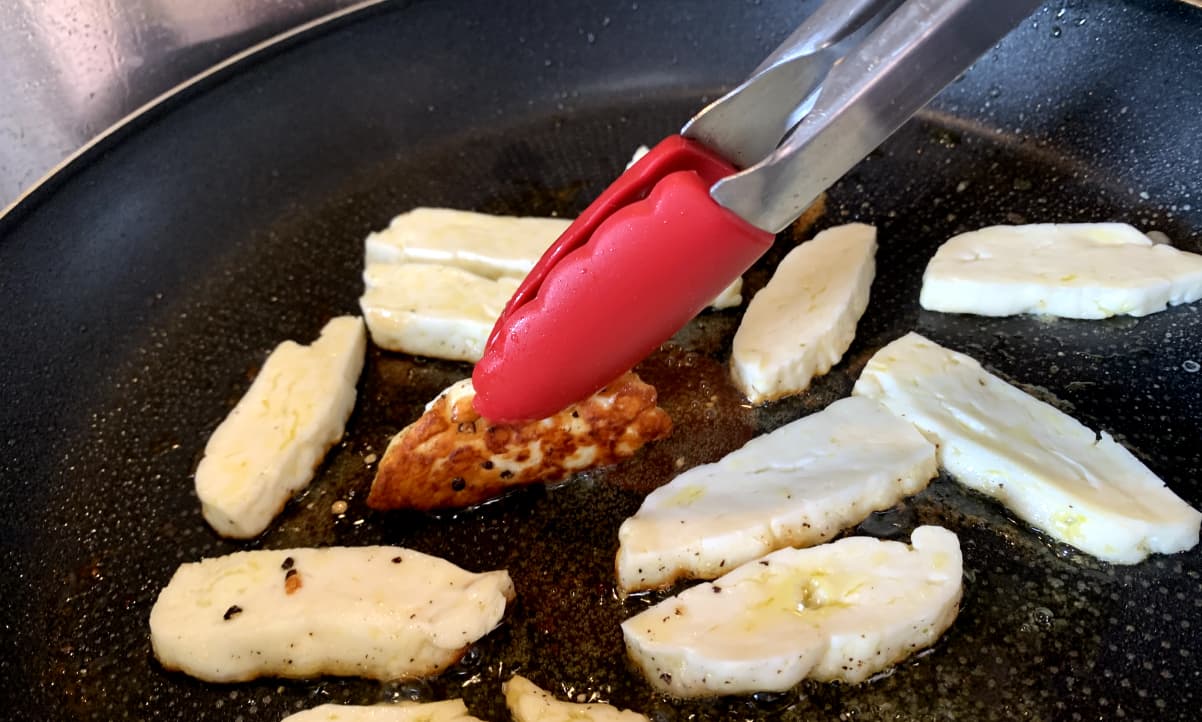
left=451, top=477, right=466, bottom=491
left=500, top=470, right=513, bottom=479
left=481, top=460, right=494, bottom=470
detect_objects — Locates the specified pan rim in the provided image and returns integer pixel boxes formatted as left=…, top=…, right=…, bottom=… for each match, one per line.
left=0, top=0, right=389, bottom=226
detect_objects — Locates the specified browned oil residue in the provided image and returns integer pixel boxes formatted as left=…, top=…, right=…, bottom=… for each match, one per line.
left=619, top=344, right=758, bottom=494
left=789, top=192, right=828, bottom=242
left=478, top=180, right=587, bottom=218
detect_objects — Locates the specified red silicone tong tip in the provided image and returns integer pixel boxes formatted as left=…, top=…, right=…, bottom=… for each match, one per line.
left=472, top=135, right=775, bottom=422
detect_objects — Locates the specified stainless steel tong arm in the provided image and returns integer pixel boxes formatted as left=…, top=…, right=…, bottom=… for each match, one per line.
left=684, top=0, right=1043, bottom=233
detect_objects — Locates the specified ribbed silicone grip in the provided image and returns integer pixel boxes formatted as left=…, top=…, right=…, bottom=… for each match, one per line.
left=472, top=136, right=773, bottom=422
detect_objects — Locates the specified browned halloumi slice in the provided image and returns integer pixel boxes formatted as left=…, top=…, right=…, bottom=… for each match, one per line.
left=367, top=372, right=672, bottom=510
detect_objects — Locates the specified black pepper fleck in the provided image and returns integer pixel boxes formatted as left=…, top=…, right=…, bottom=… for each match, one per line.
left=451, top=477, right=466, bottom=491
left=285, top=569, right=298, bottom=580
left=391, top=556, right=402, bottom=564
left=481, top=460, right=494, bottom=470
left=223, top=605, right=243, bottom=621
left=281, top=557, right=294, bottom=570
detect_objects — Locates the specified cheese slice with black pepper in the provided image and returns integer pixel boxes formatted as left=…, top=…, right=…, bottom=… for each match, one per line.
left=616, top=396, right=937, bottom=593
left=504, top=675, right=649, bottom=722
left=281, top=701, right=484, bottom=721
left=195, top=316, right=366, bottom=538
left=621, top=526, right=963, bottom=697
left=149, top=546, right=514, bottom=683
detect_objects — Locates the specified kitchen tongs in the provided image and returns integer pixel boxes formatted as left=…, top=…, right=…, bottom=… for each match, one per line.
left=472, top=0, right=1042, bottom=422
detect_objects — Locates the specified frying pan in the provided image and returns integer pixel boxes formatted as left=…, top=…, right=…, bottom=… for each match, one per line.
left=2, top=0, right=1200, bottom=719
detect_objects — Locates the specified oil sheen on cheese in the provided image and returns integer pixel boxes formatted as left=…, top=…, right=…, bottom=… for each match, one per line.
left=621, top=527, right=963, bottom=696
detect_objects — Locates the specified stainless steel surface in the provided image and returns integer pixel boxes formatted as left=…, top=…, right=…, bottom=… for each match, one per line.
left=682, top=0, right=898, bottom=169
left=705, top=0, right=1043, bottom=233
left=0, top=0, right=363, bottom=209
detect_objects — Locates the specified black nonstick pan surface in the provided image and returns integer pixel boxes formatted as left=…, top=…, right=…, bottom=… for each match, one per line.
left=2, top=0, right=1201, bottom=719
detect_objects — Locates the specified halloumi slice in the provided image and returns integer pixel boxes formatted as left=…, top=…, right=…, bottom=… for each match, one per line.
left=368, top=372, right=672, bottom=511
left=149, top=546, right=514, bottom=683
left=616, top=396, right=937, bottom=593
left=360, top=263, right=518, bottom=362
left=365, top=207, right=741, bottom=307
left=195, top=316, right=366, bottom=538
left=919, top=223, right=1202, bottom=318
left=361, top=209, right=743, bottom=361
left=732, top=223, right=876, bottom=403
left=503, top=675, right=649, bottom=722
left=621, top=526, right=963, bottom=697
left=281, top=700, right=484, bottom=722
left=853, top=332, right=1202, bottom=563
left=365, top=207, right=573, bottom=279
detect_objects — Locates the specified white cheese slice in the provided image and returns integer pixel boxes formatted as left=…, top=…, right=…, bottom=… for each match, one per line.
left=616, top=396, right=937, bottom=593
left=360, top=263, right=520, bottom=362
left=281, top=700, right=484, bottom=722
left=364, top=205, right=742, bottom=307
left=853, top=332, right=1202, bottom=563
left=732, top=223, right=876, bottom=403
left=149, top=546, right=514, bottom=683
left=919, top=223, right=1202, bottom=318
left=503, top=675, right=649, bottom=722
left=621, top=526, right=963, bottom=697
left=362, top=208, right=742, bottom=348
left=708, top=279, right=742, bottom=310
left=365, top=207, right=572, bottom=279
left=625, top=145, right=651, bottom=170
left=195, top=316, right=366, bottom=538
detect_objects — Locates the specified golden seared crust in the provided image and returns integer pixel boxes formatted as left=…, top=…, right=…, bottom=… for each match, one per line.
left=367, top=372, right=673, bottom=510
